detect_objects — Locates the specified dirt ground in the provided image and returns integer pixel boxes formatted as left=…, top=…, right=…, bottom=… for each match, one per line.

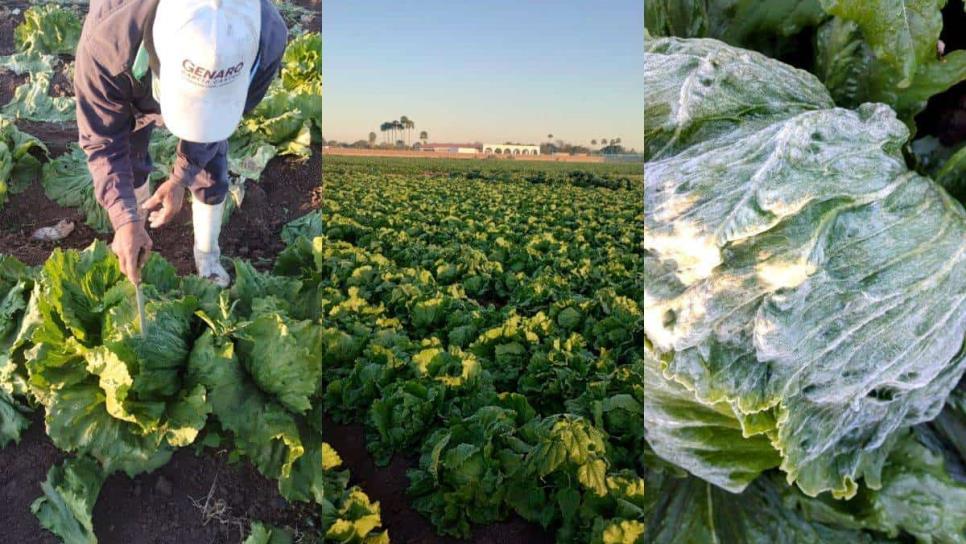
left=0, top=2, right=326, bottom=543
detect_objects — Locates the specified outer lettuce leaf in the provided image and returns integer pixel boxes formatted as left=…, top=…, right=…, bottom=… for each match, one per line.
left=784, top=431, right=966, bottom=543
left=280, top=211, right=324, bottom=246
left=0, top=51, right=57, bottom=75
left=31, top=456, right=105, bottom=544
left=645, top=0, right=826, bottom=58
left=0, top=117, right=47, bottom=209
left=2, top=72, right=76, bottom=123
left=643, top=36, right=966, bottom=499
left=42, top=145, right=110, bottom=233
left=187, top=330, right=308, bottom=496
left=640, top=353, right=781, bottom=492
left=0, top=389, right=30, bottom=448
left=815, top=1, right=966, bottom=124
left=643, top=472, right=882, bottom=544
left=1, top=256, right=37, bottom=447
left=245, top=522, right=294, bottom=544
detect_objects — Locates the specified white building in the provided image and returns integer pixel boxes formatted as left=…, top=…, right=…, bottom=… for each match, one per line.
left=482, top=144, right=540, bottom=156
left=417, top=143, right=481, bottom=154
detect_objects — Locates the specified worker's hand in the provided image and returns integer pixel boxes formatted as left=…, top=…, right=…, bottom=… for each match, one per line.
left=112, top=221, right=152, bottom=284
left=142, top=178, right=186, bottom=228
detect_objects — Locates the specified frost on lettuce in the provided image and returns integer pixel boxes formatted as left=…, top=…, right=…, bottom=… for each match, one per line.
left=642, top=36, right=966, bottom=499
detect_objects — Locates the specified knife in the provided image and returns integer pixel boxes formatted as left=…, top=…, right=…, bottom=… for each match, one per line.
left=135, top=248, right=148, bottom=337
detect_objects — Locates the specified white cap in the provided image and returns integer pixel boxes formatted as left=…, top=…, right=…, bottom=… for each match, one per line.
left=153, top=0, right=261, bottom=143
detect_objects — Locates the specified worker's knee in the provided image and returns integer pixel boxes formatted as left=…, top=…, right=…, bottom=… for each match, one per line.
left=191, top=179, right=229, bottom=206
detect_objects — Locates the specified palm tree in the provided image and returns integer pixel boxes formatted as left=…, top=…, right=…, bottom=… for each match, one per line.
left=379, top=122, right=389, bottom=144
left=591, top=139, right=597, bottom=149
left=401, top=117, right=414, bottom=146
left=400, top=116, right=410, bottom=146
left=369, top=131, right=377, bottom=147
left=393, top=121, right=404, bottom=147
left=420, top=130, right=428, bottom=145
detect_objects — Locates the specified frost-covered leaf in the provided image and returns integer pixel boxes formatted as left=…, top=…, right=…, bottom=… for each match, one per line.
left=643, top=36, right=966, bottom=499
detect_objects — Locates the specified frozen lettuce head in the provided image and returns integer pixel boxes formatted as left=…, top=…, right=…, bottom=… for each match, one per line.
left=642, top=36, right=966, bottom=499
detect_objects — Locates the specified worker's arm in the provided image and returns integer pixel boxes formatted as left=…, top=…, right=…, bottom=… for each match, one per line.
left=74, top=40, right=139, bottom=231
left=75, top=38, right=152, bottom=283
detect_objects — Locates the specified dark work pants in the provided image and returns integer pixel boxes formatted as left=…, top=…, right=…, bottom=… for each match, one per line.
left=129, top=113, right=230, bottom=206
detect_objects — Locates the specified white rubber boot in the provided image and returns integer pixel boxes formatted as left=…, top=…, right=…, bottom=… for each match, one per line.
left=134, top=183, right=152, bottom=221
left=192, top=198, right=230, bottom=288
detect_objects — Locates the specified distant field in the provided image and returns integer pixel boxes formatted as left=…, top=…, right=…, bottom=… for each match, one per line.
left=324, top=146, right=621, bottom=163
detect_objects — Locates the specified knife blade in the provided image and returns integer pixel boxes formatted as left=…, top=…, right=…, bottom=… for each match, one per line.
left=134, top=247, right=148, bottom=337
left=135, top=281, right=148, bottom=337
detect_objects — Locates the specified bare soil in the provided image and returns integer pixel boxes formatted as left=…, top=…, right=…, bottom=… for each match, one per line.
left=1, top=413, right=316, bottom=544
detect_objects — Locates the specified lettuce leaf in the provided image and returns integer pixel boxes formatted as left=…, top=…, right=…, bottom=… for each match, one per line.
left=31, top=456, right=105, bottom=544
left=643, top=36, right=966, bottom=499
left=1, top=72, right=75, bottom=123
left=643, top=472, right=883, bottom=543
left=14, top=5, right=82, bottom=56
left=815, top=0, right=966, bottom=124
left=0, top=117, right=47, bottom=210
left=41, top=145, right=110, bottom=232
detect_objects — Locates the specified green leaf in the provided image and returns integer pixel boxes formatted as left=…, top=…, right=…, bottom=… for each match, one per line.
left=644, top=0, right=826, bottom=58
left=186, top=331, right=305, bottom=482
left=44, top=383, right=173, bottom=476
left=643, top=473, right=880, bottom=543
left=31, top=457, right=105, bottom=544
left=2, top=72, right=75, bottom=123
left=14, top=5, right=82, bottom=55
left=786, top=431, right=966, bottom=543
left=244, top=522, right=293, bottom=544
left=816, top=0, right=966, bottom=123
left=0, top=51, right=57, bottom=75
left=42, top=145, right=110, bottom=233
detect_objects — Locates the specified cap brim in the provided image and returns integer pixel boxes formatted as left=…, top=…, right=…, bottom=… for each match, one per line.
left=159, top=76, right=247, bottom=143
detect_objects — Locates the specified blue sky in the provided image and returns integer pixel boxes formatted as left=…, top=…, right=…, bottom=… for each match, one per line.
left=322, top=1, right=643, bottom=150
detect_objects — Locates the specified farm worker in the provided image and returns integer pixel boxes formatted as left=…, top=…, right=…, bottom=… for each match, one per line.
left=74, top=0, right=288, bottom=287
